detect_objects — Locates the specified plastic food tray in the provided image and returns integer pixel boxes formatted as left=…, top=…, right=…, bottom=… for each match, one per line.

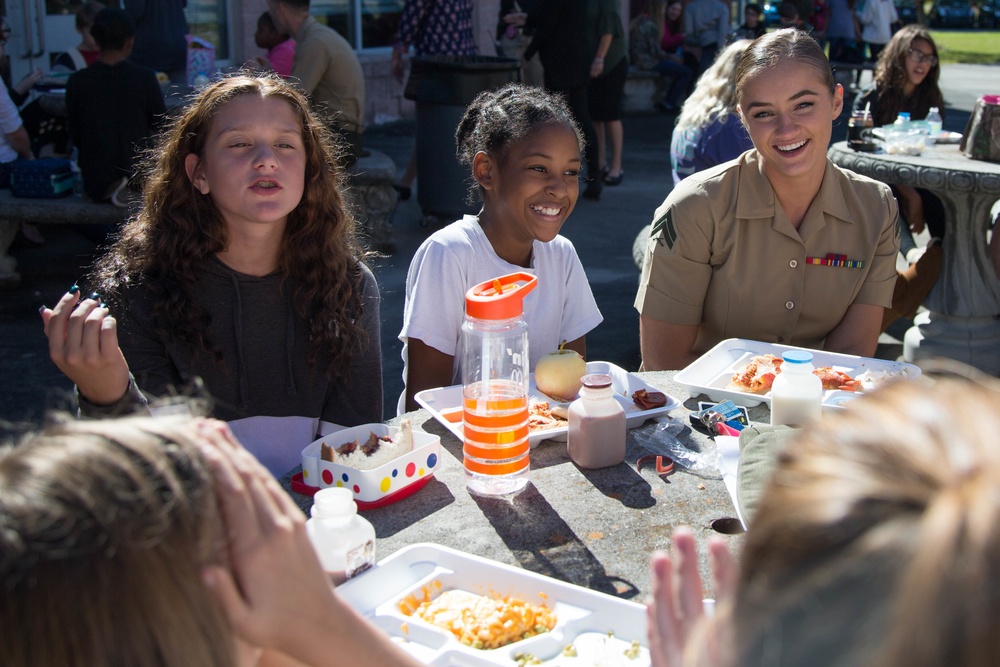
left=299, top=423, right=441, bottom=509
left=673, top=338, right=921, bottom=409
left=414, top=361, right=680, bottom=448
left=337, top=543, right=651, bottom=666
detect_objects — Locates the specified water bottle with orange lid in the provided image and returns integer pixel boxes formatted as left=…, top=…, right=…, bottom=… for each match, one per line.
left=461, top=272, right=537, bottom=496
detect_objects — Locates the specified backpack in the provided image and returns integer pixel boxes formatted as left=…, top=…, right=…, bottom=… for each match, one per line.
left=9, top=158, right=75, bottom=198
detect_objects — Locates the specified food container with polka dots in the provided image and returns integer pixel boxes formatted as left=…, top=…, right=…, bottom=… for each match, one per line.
left=298, top=424, right=442, bottom=509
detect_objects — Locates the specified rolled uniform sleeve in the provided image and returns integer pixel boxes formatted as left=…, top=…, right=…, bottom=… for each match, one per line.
left=635, top=178, right=717, bottom=326
left=853, top=181, right=899, bottom=308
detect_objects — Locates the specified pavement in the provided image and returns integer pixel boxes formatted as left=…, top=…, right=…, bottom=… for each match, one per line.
left=0, top=64, right=987, bottom=426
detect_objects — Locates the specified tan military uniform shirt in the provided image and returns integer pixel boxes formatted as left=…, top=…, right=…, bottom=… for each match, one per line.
left=292, top=16, right=366, bottom=134
left=635, top=150, right=899, bottom=355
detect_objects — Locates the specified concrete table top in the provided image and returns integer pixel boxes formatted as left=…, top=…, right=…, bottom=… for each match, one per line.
left=281, top=371, right=768, bottom=603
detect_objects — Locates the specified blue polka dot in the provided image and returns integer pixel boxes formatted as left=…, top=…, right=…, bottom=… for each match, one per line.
left=392, top=469, right=398, bottom=478
left=427, top=453, right=438, bottom=468
left=341, top=472, right=349, bottom=483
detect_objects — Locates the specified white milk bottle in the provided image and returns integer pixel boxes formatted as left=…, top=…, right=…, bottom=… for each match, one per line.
left=770, top=351, right=823, bottom=427
left=306, top=487, right=376, bottom=585
left=567, top=373, right=626, bottom=469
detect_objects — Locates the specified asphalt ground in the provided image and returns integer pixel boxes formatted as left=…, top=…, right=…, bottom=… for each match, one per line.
left=0, top=65, right=984, bottom=426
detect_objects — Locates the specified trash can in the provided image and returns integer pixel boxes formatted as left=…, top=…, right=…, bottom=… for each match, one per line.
left=405, top=55, right=520, bottom=224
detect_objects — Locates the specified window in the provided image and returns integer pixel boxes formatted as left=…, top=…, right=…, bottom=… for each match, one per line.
left=186, top=0, right=229, bottom=60
left=311, top=0, right=405, bottom=50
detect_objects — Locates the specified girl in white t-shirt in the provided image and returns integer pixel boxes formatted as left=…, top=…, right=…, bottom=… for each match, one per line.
left=398, top=83, right=603, bottom=412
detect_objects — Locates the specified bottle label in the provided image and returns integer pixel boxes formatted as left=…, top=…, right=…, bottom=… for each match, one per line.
left=345, top=539, right=375, bottom=580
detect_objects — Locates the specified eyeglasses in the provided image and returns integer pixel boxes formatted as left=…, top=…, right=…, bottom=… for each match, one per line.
left=907, top=48, right=938, bottom=67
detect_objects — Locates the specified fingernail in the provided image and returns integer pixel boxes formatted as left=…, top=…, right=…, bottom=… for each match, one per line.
left=89, top=292, right=100, bottom=301
left=38, top=305, right=46, bottom=314
left=100, top=302, right=107, bottom=309
left=69, top=284, right=80, bottom=294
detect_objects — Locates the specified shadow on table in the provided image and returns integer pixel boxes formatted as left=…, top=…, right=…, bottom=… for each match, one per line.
left=365, top=477, right=457, bottom=539
left=470, top=483, right=642, bottom=600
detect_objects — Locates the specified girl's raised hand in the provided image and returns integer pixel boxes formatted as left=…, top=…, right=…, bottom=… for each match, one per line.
left=647, top=527, right=736, bottom=667
left=40, top=287, right=131, bottom=405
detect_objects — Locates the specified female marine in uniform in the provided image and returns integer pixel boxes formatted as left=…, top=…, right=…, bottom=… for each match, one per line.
left=635, top=28, right=898, bottom=370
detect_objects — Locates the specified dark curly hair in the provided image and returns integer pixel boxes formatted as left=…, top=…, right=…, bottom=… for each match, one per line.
left=90, top=72, right=368, bottom=379
left=455, top=82, right=584, bottom=205
left=870, top=24, right=943, bottom=127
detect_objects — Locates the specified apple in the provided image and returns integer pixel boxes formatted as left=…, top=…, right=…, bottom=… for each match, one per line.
left=534, top=343, right=586, bottom=402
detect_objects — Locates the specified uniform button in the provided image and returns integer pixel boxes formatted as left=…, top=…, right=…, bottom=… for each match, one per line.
left=785, top=301, right=795, bottom=310
left=777, top=336, right=785, bottom=342
left=789, top=259, right=798, bottom=268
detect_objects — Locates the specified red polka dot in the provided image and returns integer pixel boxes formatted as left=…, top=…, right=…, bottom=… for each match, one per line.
left=322, top=470, right=333, bottom=485
left=405, top=462, right=416, bottom=477
left=353, top=484, right=360, bottom=494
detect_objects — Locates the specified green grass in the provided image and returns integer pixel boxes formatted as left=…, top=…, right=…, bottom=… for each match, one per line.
left=929, top=30, right=1000, bottom=64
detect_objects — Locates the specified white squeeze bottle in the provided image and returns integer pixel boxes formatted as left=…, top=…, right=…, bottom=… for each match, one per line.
left=769, top=351, right=823, bottom=427
left=926, top=106, right=942, bottom=136
left=306, top=487, right=376, bottom=585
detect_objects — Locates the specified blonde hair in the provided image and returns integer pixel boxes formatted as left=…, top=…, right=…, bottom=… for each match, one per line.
left=0, top=415, right=235, bottom=667
left=733, top=370, right=1000, bottom=667
left=675, top=40, right=752, bottom=132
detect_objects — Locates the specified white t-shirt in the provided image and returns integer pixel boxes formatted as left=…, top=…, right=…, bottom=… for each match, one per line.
left=0, top=84, right=24, bottom=164
left=859, top=0, right=898, bottom=45
left=398, top=215, right=603, bottom=414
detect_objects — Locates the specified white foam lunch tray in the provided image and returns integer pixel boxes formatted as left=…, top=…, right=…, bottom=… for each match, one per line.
left=673, top=338, right=921, bottom=409
left=337, top=542, right=651, bottom=666
left=414, top=361, right=680, bottom=448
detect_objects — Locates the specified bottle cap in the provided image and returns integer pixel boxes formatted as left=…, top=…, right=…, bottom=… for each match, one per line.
left=581, top=373, right=613, bottom=389
left=465, top=272, right=538, bottom=320
left=312, top=487, right=356, bottom=517
left=781, top=350, right=813, bottom=364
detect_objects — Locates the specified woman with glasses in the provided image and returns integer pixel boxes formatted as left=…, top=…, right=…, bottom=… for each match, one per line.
left=853, top=25, right=945, bottom=328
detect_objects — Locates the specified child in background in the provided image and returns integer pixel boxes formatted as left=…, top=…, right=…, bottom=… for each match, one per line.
left=42, top=73, right=382, bottom=476
left=398, top=83, right=603, bottom=412
left=252, top=10, right=295, bottom=78
left=734, top=2, right=767, bottom=40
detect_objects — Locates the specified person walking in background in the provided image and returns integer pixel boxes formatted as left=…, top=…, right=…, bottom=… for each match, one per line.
left=683, top=0, right=730, bottom=78
left=858, top=0, right=898, bottom=61
left=496, top=0, right=543, bottom=87
left=521, top=0, right=603, bottom=200
left=588, top=0, right=628, bottom=187
left=118, top=0, right=188, bottom=85
left=391, top=0, right=476, bottom=201
left=250, top=11, right=295, bottom=78
left=268, top=0, right=366, bottom=167
left=826, top=0, right=862, bottom=63
left=66, top=7, right=165, bottom=205
left=630, top=0, right=693, bottom=116
left=669, top=40, right=752, bottom=185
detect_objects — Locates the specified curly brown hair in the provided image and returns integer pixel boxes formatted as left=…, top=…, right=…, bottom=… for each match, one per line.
left=90, top=72, right=368, bottom=379
left=871, top=24, right=943, bottom=127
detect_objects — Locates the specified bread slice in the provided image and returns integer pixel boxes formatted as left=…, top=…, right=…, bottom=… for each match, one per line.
left=320, top=419, right=414, bottom=471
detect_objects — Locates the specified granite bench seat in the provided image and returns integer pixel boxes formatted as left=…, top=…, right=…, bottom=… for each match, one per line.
left=624, top=66, right=668, bottom=114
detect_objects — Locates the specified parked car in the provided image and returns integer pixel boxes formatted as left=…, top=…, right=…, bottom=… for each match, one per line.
left=895, top=0, right=920, bottom=24
left=929, top=0, right=976, bottom=27
left=977, top=0, right=998, bottom=27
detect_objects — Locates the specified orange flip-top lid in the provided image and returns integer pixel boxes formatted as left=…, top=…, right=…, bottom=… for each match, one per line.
left=465, top=272, right=537, bottom=320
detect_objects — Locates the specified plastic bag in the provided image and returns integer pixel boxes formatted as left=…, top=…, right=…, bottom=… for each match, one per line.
left=629, top=417, right=722, bottom=479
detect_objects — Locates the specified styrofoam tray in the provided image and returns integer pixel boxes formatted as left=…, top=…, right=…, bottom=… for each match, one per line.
left=673, top=338, right=921, bottom=409
left=414, top=361, right=680, bottom=448
left=301, top=423, right=441, bottom=504
left=337, top=543, right=650, bottom=666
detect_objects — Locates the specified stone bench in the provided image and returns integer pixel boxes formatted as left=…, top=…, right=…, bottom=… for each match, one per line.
left=343, top=148, right=398, bottom=253
left=0, top=149, right=400, bottom=286
left=623, top=67, right=667, bottom=114
left=0, top=189, right=128, bottom=287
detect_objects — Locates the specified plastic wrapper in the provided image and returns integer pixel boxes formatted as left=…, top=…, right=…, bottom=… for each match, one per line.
left=629, top=417, right=722, bottom=479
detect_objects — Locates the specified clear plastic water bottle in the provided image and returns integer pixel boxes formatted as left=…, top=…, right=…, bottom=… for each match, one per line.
left=926, top=106, right=942, bottom=136
left=769, top=351, right=823, bottom=427
left=306, top=487, right=376, bottom=585
left=894, top=111, right=911, bottom=126
left=567, top=373, right=626, bottom=469
left=461, top=273, right=537, bottom=496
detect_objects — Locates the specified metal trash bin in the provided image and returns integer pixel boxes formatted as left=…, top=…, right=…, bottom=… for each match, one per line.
left=404, top=55, right=520, bottom=225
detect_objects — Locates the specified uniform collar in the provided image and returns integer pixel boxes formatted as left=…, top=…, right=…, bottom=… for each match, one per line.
left=735, top=151, right=855, bottom=241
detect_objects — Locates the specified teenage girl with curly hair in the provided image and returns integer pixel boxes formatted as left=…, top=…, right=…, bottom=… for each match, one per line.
left=41, top=72, right=383, bottom=475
